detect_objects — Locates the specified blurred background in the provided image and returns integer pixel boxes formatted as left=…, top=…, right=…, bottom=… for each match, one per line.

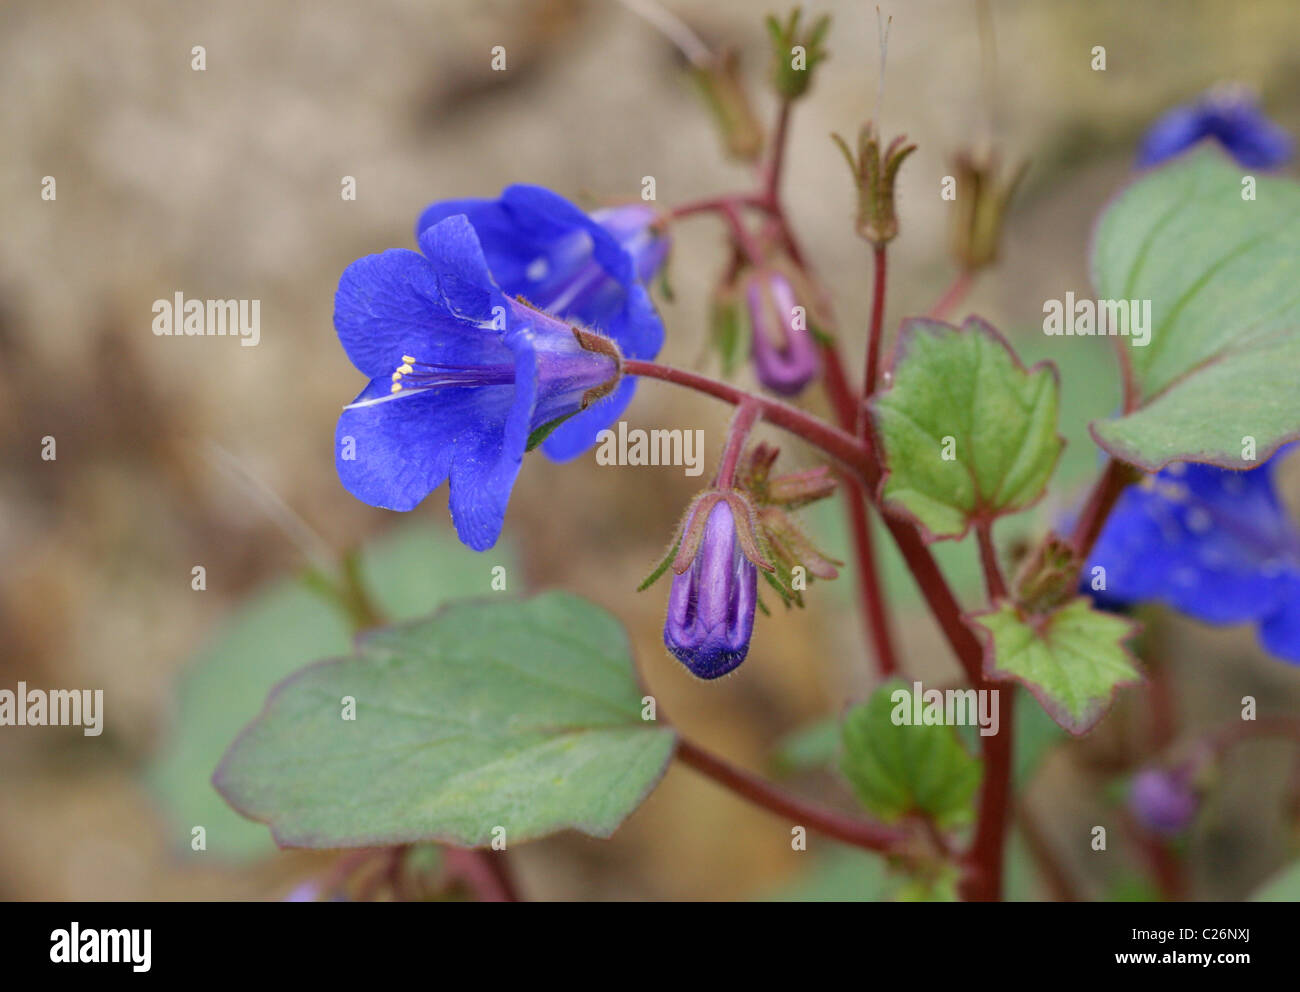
left=3, top=0, right=1300, bottom=900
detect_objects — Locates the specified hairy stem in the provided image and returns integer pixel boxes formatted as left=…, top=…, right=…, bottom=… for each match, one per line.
left=862, top=244, right=889, bottom=409
left=763, top=100, right=793, bottom=202
left=625, top=360, right=870, bottom=475
left=976, top=520, right=1007, bottom=602
left=927, top=270, right=976, bottom=320
left=676, top=737, right=909, bottom=854
left=716, top=398, right=761, bottom=488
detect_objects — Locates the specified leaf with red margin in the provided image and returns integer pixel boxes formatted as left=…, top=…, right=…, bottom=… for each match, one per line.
left=970, top=597, right=1143, bottom=736
left=871, top=316, right=1064, bottom=541
left=1089, top=146, right=1300, bottom=471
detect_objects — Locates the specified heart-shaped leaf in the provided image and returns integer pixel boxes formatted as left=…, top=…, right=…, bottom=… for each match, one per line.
left=872, top=316, right=1063, bottom=540
left=214, top=592, right=675, bottom=848
left=839, top=680, right=982, bottom=827
left=146, top=520, right=517, bottom=860
left=1090, top=147, right=1300, bottom=470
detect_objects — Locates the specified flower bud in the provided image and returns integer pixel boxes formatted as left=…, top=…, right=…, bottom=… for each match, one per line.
left=1014, top=533, right=1081, bottom=614
left=690, top=48, right=765, bottom=163
left=832, top=123, right=916, bottom=245
left=765, top=8, right=831, bottom=101
left=665, top=498, right=759, bottom=679
left=1129, top=767, right=1199, bottom=836
left=746, top=270, right=819, bottom=396
left=948, top=149, right=1026, bottom=272
left=590, top=203, right=671, bottom=285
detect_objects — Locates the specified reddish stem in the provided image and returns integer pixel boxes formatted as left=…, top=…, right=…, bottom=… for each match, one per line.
left=762, top=100, right=793, bottom=202
left=879, top=510, right=984, bottom=684
left=862, top=244, right=889, bottom=408
left=843, top=486, right=900, bottom=675
left=624, top=360, right=870, bottom=475
left=1071, top=458, right=1137, bottom=560
left=976, top=520, right=1007, bottom=602
left=927, top=270, right=976, bottom=320
left=716, top=399, right=760, bottom=488
left=816, top=340, right=900, bottom=676
left=959, top=685, right=1016, bottom=901
left=676, top=737, right=909, bottom=854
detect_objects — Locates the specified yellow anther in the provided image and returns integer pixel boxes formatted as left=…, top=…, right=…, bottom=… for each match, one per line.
left=391, top=372, right=403, bottom=382
left=397, top=363, right=413, bottom=375
left=390, top=383, right=403, bottom=393
left=402, top=355, right=416, bottom=364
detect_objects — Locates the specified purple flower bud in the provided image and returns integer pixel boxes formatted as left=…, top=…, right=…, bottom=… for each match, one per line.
left=1129, top=767, right=1199, bottom=836
left=747, top=271, right=819, bottom=396
left=665, top=500, right=757, bottom=679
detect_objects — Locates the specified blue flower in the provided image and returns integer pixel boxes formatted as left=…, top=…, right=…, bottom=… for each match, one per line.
left=1084, top=450, right=1300, bottom=663
left=1137, top=86, right=1293, bottom=169
left=664, top=494, right=760, bottom=679
left=415, top=186, right=667, bottom=461
left=334, top=214, right=621, bottom=551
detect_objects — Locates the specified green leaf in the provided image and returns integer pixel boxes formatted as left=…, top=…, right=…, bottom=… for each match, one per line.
left=971, top=598, right=1142, bottom=736
left=839, top=680, right=982, bottom=827
left=872, top=316, right=1063, bottom=540
left=525, top=411, right=578, bottom=451
left=770, top=717, right=839, bottom=776
left=147, top=580, right=352, bottom=860
left=765, top=847, right=890, bottom=901
left=1014, top=691, right=1067, bottom=786
left=146, top=520, right=516, bottom=860
left=214, top=593, right=675, bottom=848
left=1090, top=147, right=1300, bottom=470
left=1250, top=860, right=1300, bottom=901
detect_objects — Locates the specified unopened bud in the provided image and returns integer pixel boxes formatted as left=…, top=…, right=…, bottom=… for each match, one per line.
left=948, top=150, right=1026, bottom=272
left=765, top=8, right=831, bottom=101
left=746, top=270, right=819, bottom=396
left=1129, top=767, right=1199, bottom=836
left=690, top=48, right=765, bottom=162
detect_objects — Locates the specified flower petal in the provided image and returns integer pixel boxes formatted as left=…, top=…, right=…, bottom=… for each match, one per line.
left=540, top=375, right=637, bottom=462
left=445, top=329, right=541, bottom=550
left=334, top=243, right=505, bottom=380
left=334, top=377, right=511, bottom=513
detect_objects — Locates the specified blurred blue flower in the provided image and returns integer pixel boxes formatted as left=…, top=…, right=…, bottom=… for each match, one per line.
left=1128, top=767, right=1199, bottom=836
left=334, top=215, right=620, bottom=551
left=1137, top=86, right=1293, bottom=169
left=1084, top=450, right=1300, bottom=663
left=416, top=186, right=667, bottom=460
